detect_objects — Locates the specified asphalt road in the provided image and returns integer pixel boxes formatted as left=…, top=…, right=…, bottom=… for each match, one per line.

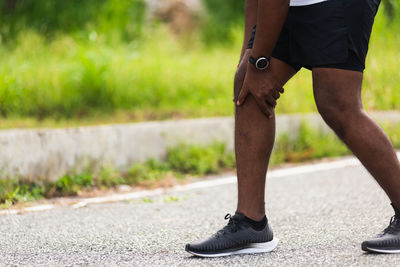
left=1, top=162, right=400, bottom=266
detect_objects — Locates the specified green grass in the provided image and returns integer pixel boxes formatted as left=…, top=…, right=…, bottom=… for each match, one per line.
left=271, top=123, right=349, bottom=165
left=167, top=142, right=235, bottom=175
left=0, top=7, right=399, bottom=129
left=2, top=121, right=400, bottom=207
left=0, top=27, right=239, bottom=120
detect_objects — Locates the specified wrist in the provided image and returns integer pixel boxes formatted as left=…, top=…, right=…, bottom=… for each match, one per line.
left=247, top=61, right=259, bottom=72
left=247, top=61, right=273, bottom=76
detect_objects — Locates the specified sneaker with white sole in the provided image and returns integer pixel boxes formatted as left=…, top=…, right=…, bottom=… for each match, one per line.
left=362, top=204, right=400, bottom=254
left=185, top=212, right=278, bottom=257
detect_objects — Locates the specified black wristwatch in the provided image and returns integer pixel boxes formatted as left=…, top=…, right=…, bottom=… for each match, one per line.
left=249, top=55, right=271, bottom=70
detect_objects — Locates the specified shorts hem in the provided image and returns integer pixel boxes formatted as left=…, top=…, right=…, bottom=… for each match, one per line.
left=311, top=65, right=364, bottom=73
left=271, top=56, right=302, bottom=72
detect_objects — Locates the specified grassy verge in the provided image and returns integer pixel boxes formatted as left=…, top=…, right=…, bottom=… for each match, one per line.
left=2, top=121, right=400, bottom=208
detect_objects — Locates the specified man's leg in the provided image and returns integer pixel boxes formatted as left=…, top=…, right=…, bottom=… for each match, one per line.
left=185, top=50, right=296, bottom=257
left=312, top=68, right=400, bottom=207
left=234, top=50, right=297, bottom=221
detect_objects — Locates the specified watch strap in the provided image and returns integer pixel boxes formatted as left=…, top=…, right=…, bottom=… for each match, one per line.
left=249, top=55, right=257, bottom=65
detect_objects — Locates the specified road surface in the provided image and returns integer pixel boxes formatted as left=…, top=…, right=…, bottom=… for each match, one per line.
left=1, top=159, right=400, bottom=266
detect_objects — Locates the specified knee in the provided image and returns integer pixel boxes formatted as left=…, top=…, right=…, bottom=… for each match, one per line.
left=317, top=105, right=343, bottom=134
left=317, top=105, right=363, bottom=138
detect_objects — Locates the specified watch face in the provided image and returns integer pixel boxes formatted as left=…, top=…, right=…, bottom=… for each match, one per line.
left=256, top=57, right=269, bottom=70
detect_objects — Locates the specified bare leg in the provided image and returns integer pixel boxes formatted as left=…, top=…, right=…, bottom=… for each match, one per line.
left=234, top=50, right=297, bottom=220
left=312, top=68, right=400, bottom=208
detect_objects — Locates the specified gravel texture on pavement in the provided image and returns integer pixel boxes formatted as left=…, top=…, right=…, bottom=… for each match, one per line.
left=1, top=164, right=400, bottom=266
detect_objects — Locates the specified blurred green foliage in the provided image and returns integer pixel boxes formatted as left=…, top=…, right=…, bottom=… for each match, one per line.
left=167, top=142, right=235, bottom=174
left=271, top=123, right=349, bottom=165
left=0, top=0, right=146, bottom=42
left=382, top=0, right=400, bottom=21
left=54, top=172, right=93, bottom=196
left=201, top=0, right=244, bottom=44
left=0, top=179, right=45, bottom=206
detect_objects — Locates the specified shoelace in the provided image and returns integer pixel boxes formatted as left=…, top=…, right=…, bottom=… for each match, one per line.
left=380, top=215, right=400, bottom=236
left=215, top=213, right=242, bottom=238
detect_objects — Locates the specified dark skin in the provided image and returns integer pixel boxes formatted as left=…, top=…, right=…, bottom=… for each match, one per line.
left=238, top=0, right=290, bottom=118
left=313, top=68, right=400, bottom=210
left=235, top=51, right=296, bottom=220
left=235, top=0, right=400, bottom=221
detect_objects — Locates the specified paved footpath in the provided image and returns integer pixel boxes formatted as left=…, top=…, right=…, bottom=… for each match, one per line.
left=1, top=160, right=400, bottom=266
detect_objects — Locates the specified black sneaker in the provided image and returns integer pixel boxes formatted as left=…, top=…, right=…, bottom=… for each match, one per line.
left=185, top=212, right=278, bottom=257
left=362, top=204, right=400, bottom=254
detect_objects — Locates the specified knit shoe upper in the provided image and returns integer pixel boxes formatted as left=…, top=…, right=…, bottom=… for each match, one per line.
left=185, top=212, right=278, bottom=257
left=362, top=204, right=400, bottom=253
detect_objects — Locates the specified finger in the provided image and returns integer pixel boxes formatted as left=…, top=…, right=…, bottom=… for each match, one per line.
left=276, top=86, right=284, bottom=94
left=265, top=105, right=275, bottom=119
left=272, top=90, right=280, bottom=100
left=265, top=95, right=277, bottom=107
left=237, top=86, right=249, bottom=106
left=254, top=98, right=273, bottom=119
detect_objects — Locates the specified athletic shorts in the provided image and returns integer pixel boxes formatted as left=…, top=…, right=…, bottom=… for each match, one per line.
left=246, top=0, right=381, bottom=72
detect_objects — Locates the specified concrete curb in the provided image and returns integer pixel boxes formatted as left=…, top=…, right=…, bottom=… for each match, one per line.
left=0, top=111, right=399, bottom=181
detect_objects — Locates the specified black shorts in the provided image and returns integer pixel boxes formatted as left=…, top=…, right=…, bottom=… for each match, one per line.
left=246, top=0, right=381, bottom=72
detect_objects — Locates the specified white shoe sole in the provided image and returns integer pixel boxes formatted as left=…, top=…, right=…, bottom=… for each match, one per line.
left=363, top=246, right=400, bottom=254
left=187, top=237, right=279, bottom=258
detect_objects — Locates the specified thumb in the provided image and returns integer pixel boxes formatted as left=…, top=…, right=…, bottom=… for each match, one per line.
left=236, top=85, right=249, bottom=106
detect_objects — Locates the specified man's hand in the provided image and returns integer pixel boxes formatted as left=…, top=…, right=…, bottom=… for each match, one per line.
left=236, top=63, right=284, bottom=118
